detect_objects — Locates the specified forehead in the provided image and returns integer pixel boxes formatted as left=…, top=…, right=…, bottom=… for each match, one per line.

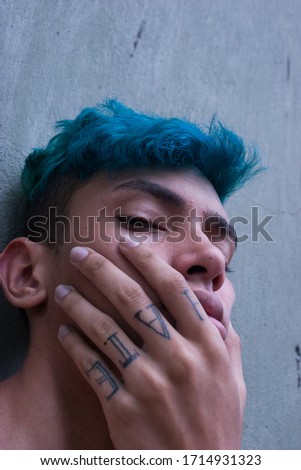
left=68, top=167, right=227, bottom=218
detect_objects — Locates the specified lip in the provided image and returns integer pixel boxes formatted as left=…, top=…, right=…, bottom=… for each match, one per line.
left=193, top=289, right=227, bottom=340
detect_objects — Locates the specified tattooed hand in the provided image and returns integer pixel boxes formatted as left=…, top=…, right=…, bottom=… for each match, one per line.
left=54, top=238, right=246, bottom=450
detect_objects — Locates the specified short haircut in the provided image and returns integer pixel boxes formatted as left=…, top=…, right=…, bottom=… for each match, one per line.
left=21, top=100, right=262, bottom=242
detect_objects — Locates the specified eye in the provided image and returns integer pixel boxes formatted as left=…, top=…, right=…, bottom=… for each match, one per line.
left=116, top=216, right=159, bottom=232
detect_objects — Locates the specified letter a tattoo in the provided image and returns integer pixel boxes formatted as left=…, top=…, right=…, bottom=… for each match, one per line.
left=135, top=304, right=170, bottom=339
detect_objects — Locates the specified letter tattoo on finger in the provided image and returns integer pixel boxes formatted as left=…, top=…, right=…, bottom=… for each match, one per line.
left=134, top=304, right=170, bottom=339
left=105, top=332, right=139, bottom=368
left=88, top=361, right=119, bottom=400
left=182, top=289, right=204, bottom=321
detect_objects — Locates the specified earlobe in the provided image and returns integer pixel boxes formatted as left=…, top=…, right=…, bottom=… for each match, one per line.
left=0, top=237, right=48, bottom=308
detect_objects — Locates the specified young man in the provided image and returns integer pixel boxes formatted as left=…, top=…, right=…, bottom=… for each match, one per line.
left=0, top=101, right=261, bottom=449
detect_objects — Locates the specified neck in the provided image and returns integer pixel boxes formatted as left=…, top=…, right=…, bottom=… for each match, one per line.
left=1, top=320, right=113, bottom=450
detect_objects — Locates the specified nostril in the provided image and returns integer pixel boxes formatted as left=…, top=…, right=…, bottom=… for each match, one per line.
left=213, top=273, right=225, bottom=291
left=187, top=265, right=207, bottom=275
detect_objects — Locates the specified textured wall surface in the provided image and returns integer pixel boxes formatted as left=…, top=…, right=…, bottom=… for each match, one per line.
left=1, top=0, right=300, bottom=449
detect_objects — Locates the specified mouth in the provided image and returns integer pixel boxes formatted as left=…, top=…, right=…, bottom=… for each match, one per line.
left=193, top=289, right=227, bottom=340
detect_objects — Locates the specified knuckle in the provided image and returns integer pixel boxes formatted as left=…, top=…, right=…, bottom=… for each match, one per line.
left=139, top=250, right=153, bottom=263
left=161, top=272, right=187, bottom=293
left=135, top=369, right=167, bottom=398
left=116, top=281, right=145, bottom=305
left=89, top=315, right=115, bottom=340
left=168, top=349, right=198, bottom=382
left=201, top=336, right=229, bottom=369
left=88, top=255, right=106, bottom=273
left=160, top=339, right=198, bottom=382
left=112, top=394, right=136, bottom=424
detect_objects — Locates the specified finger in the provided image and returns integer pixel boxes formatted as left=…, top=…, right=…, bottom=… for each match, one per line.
left=68, top=247, right=177, bottom=348
left=68, top=245, right=221, bottom=347
left=118, top=238, right=224, bottom=342
left=58, top=324, right=123, bottom=405
left=55, top=285, right=141, bottom=373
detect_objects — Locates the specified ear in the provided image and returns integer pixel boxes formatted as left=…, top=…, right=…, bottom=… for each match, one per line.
left=0, top=237, right=48, bottom=308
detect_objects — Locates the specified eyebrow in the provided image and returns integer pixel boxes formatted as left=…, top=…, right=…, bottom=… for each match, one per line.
left=111, top=179, right=187, bottom=211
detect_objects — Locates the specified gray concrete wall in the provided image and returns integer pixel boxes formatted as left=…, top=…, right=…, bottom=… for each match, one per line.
left=1, top=0, right=300, bottom=449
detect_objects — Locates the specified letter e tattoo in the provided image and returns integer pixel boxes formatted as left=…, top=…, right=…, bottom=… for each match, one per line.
left=88, top=361, right=119, bottom=400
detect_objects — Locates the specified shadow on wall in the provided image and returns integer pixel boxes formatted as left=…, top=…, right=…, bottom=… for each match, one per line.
left=0, top=183, right=30, bottom=381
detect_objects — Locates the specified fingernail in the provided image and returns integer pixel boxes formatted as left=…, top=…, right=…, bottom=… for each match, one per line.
left=58, top=325, right=72, bottom=338
left=55, top=284, right=72, bottom=300
left=70, top=246, right=89, bottom=262
left=119, top=235, right=140, bottom=248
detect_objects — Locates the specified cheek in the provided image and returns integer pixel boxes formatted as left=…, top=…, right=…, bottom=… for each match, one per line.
left=55, top=238, right=162, bottom=312
left=60, top=240, right=122, bottom=299
left=52, top=236, right=183, bottom=317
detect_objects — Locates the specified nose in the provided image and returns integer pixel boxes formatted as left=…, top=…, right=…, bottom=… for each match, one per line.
left=171, top=236, right=226, bottom=291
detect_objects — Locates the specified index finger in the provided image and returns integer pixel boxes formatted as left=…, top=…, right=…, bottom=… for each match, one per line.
left=69, top=241, right=222, bottom=347
left=68, top=245, right=176, bottom=350
left=118, top=237, right=224, bottom=344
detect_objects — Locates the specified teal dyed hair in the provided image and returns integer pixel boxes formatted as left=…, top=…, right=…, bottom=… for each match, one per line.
left=22, top=100, right=262, bottom=216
